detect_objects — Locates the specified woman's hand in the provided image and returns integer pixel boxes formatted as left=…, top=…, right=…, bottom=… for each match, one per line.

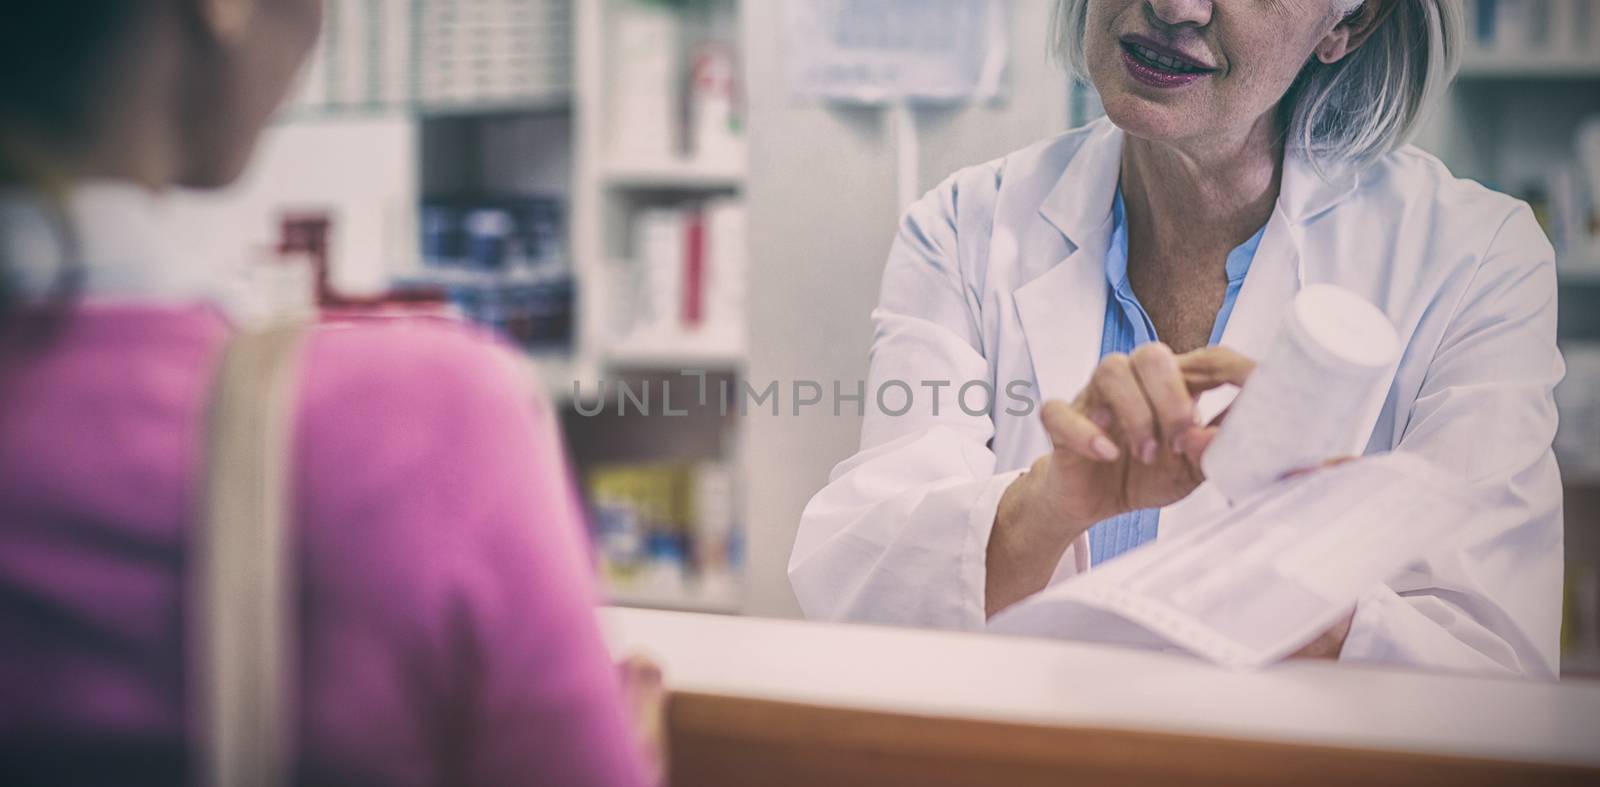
left=1289, top=610, right=1355, bottom=660
left=986, top=344, right=1256, bottom=617
left=1038, top=342, right=1255, bottom=524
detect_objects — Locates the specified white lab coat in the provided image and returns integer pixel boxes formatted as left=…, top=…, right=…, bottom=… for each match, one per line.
left=790, top=119, right=1565, bottom=679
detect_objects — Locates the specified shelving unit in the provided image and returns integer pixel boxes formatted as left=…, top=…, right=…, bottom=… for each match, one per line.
left=1427, top=9, right=1600, bottom=676
left=372, top=0, right=751, bottom=615
left=606, top=580, right=743, bottom=614
left=603, top=335, right=746, bottom=370
left=1559, top=252, right=1600, bottom=295
left=601, top=158, right=747, bottom=189
left=212, top=0, right=750, bottom=617
left=567, top=0, right=748, bottom=615
left=570, top=0, right=747, bottom=372
left=527, top=351, right=591, bottom=400
left=1459, top=50, right=1600, bottom=80
left=1561, top=266, right=1600, bottom=286
left=414, top=97, right=573, bottom=118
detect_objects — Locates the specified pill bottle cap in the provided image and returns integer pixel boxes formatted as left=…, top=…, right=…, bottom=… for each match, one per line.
left=1285, top=284, right=1400, bottom=372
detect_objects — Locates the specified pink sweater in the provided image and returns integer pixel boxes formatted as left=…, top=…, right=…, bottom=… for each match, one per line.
left=0, top=305, right=645, bottom=787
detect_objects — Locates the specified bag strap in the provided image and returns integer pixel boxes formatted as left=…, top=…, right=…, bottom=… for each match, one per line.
left=192, top=323, right=309, bottom=787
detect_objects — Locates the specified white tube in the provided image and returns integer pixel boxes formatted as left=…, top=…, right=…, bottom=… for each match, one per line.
left=1201, top=284, right=1401, bottom=503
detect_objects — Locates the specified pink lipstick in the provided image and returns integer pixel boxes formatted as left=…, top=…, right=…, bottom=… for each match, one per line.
left=1118, top=35, right=1217, bottom=89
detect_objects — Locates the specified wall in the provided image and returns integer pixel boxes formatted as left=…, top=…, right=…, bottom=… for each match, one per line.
left=172, top=113, right=417, bottom=296
left=739, top=0, right=1073, bottom=617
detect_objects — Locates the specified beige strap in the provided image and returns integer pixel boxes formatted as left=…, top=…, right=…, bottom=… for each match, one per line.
left=193, top=324, right=308, bottom=787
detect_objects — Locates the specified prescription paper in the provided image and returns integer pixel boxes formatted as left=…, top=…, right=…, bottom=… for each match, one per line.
left=989, top=452, right=1476, bottom=670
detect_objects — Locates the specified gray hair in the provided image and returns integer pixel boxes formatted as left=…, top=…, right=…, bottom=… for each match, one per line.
left=1050, top=0, right=1464, bottom=174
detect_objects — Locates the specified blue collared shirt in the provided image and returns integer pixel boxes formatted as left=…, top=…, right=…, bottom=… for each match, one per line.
left=1087, top=190, right=1267, bottom=565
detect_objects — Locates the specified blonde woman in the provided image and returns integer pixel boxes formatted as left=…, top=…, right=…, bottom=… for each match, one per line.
left=794, top=0, right=1563, bottom=678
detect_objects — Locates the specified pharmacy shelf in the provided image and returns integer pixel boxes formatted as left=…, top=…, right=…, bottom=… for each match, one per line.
left=517, top=335, right=745, bottom=397
left=525, top=352, right=596, bottom=402
left=1565, top=651, right=1600, bottom=678
left=414, top=95, right=573, bottom=118
left=273, top=104, right=406, bottom=124
left=601, top=158, right=747, bottom=190
left=603, top=335, right=747, bottom=370
left=605, top=581, right=744, bottom=614
left=278, top=96, right=574, bottom=123
left=1559, top=264, right=1600, bottom=287
left=1458, top=52, right=1600, bottom=80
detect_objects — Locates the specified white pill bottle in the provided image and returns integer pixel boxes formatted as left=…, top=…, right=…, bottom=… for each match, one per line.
left=1201, top=284, right=1401, bottom=503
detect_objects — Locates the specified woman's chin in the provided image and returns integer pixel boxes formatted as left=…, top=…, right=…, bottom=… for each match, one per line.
left=1096, top=92, right=1202, bottom=143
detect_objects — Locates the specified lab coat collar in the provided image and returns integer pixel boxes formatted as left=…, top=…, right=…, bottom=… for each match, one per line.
left=1038, top=118, right=1123, bottom=249
left=1013, top=124, right=1117, bottom=412
left=1165, top=160, right=1367, bottom=541
left=1020, top=121, right=1358, bottom=411
left=1278, top=151, right=1361, bottom=225
left=1037, top=118, right=1361, bottom=237
left=1015, top=125, right=1346, bottom=551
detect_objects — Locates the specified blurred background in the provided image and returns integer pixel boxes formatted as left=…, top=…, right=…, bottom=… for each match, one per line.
left=172, top=0, right=1600, bottom=675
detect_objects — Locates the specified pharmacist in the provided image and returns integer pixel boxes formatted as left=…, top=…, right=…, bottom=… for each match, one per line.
left=791, top=0, right=1564, bottom=678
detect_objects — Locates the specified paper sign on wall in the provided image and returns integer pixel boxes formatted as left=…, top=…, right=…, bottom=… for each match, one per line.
left=783, top=0, right=1008, bottom=105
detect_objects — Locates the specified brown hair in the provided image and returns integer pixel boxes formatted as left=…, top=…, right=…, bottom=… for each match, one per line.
left=0, top=1, right=138, bottom=341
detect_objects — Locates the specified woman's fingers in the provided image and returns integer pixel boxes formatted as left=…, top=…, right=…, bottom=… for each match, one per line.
left=1130, top=342, right=1196, bottom=457
left=1205, top=404, right=1231, bottom=428
left=1061, top=346, right=1258, bottom=469
left=1087, top=353, right=1159, bottom=464
left=1180, top=424, right=1219, bottom=467
left=1041, top=399, right=1120, bottom=463
left=1288, top=610, right=1355, bottom=660
left=1178, top=346, right=1257, bottom=393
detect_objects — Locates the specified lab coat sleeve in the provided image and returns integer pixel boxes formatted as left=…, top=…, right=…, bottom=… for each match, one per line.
left=789, top=169, right=1030, bottom=629
left=1341, top=205, right=1565, bottom=679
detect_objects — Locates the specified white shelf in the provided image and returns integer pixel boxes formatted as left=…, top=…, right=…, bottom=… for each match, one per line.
left=603, top=335, right=747, bottom=370
left=1459, top=52, right=1600, bottom=80
left=601, top=158, right=746, bottom=190
left=524, top=352, right=597, bottom=402
left=1560, top=264, right=1600, bottom=287
left=605, top=580, right=743, bottom=614
left=414, top=95, right=573, bottom=117
left=1565, top=652, right=1600, bottom=678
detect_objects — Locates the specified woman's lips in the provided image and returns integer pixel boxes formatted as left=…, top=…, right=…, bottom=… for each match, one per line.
left=1119, top=40, right=1215, bottom=89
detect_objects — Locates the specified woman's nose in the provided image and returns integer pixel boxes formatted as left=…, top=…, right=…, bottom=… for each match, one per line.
left=1146, top=0, right=1213, bottom=29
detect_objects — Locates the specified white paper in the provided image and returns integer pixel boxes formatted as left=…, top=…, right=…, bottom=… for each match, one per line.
left=989, top=452, right=1477, bottom=670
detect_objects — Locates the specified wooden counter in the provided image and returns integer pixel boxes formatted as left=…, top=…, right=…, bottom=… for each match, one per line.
left=600, top=607, right=1600, bottom=786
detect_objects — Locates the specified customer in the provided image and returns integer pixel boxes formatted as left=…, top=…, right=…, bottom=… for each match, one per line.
left=0, top=1, right=648, bottom=785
